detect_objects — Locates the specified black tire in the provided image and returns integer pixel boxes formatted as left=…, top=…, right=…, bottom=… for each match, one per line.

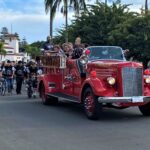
left=28, top=91, right=32, bottom=98
left=1, top=82, right=6, bottom=96
left=0, top=86, right=2, bottom=96
left=27, top=87, right=32, bottom=98
left=139, top=102, right=150, bottom=116
left=40, top=83, right=58, bottom=105
left=0, top=82, right=3, bottom=95
left=33, top=95, right=36, bottom=99
left=83, top=87, right=102, bottom=120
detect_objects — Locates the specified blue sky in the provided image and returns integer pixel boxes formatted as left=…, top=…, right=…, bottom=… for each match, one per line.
left=0, top=0, right=148, bottom=43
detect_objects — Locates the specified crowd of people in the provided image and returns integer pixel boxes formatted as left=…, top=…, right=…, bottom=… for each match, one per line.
left=0, top=60, right=41, bottom=95
left=42, top=36, right=89, bottom=59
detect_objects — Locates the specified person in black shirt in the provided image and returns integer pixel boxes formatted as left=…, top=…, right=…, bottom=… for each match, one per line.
left=72, top=37, right=83, bottom=59
left=27, top=61, right=38, bottom=88
left=15, top=61, right=25, bottom=94
left=42, top=36, right=54, bottom=54
left=27, top=63, right=38, bottom=77
left=2, top=60, right=15, bottom=93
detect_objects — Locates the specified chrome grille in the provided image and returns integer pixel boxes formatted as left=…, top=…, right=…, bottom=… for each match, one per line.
left=122, top=67, right=143, bottom=96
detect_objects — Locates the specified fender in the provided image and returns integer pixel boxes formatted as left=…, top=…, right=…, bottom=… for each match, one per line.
left=80, top=77, right=116, bottom=101
left=144, top=84, right=150, bottom=96
left=38, top=74, right=49, bottom=93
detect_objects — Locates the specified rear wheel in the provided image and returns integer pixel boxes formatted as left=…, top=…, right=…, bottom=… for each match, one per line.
left=83, top=87, right=102, bottom=120
left=40, top=83, right=58, bottom=105
left=139, top=102, right=150, bottom=116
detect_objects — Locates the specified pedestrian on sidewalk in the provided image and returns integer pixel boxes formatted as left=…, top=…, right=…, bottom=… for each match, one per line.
left=15, top=61, right=25, bottom=94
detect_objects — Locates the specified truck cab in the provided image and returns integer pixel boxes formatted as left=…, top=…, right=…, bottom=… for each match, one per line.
left=38, top=46, right=150, bottom=120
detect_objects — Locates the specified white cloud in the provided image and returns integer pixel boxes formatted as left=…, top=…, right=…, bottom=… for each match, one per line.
left=0, top=8, right=73, bottom=43
left=0, top=0, right=149, bottom=43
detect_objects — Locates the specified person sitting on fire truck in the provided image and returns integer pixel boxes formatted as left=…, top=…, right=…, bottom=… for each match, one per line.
left=42, top=36, right=54, bottom=55
left=62, top=43, right=73, bottom=58
left=71, top=37, right=83, bottom=59
left=53, top=45, right=64, bottom=55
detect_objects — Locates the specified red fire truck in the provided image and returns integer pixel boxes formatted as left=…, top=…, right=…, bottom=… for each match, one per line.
left=38, top=46, right=150, bottom=120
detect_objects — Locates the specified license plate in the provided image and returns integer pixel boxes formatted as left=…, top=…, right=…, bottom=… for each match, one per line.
left=132, top=97, right=143, bottom=103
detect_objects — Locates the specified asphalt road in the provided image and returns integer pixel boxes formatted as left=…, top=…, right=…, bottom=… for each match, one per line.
left=0, top=90, right=150, bottom=150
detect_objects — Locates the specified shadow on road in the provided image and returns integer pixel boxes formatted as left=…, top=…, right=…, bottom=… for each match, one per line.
left=32, top=99, right=145, bottom=123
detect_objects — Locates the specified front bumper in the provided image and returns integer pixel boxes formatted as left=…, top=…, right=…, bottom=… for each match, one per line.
left=98, top=96, right=150, bottom=103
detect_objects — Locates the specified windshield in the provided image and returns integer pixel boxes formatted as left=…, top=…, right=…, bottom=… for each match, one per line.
left=88, top=46, right=125, bottom=61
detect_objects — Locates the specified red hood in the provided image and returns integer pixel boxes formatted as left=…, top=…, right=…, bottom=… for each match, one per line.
left=87, top=60, right=143, bottom=69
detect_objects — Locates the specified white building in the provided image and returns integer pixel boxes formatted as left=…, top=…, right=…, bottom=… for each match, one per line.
left=4, top=34, right=19, bottom=53
left=0, top=33, right=29, bottom=62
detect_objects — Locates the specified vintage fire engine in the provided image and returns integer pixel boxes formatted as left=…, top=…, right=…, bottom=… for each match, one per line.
left=38, top=46, right=150, bottom=120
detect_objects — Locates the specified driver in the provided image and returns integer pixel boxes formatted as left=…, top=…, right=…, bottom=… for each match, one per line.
left=101, top=49, right=110, bottom=59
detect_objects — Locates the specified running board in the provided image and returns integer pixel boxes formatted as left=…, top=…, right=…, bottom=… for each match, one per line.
left=46, top=92, right=79, bottom=103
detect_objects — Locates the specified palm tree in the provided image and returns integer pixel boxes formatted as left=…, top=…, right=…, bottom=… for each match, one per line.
left=45, top=0, right=56, bottom=38
left=45, top=0, right=88, bottom=43
left=0, top=42, right=6, bottom=60
left=145, top=0, right=148, bottom=14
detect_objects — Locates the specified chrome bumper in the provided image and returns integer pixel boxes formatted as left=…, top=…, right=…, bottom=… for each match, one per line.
left=98, top=96, right=150, bottom=103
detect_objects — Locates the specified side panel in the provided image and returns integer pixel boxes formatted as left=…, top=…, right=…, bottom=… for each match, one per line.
left=38, top=69, right=62, bottom=93
left=61, top=59, right=83, bottom=100
left=61, top=59, right=74, bottom=95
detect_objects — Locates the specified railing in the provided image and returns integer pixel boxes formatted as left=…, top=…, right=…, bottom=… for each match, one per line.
left=40, top=55, right=66, bottom=69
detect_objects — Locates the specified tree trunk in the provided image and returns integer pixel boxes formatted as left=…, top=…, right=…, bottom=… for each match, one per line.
left=50, top=6, right=53, bottom=38
left=145, top=0, right=148, bottom=14
left=65, top=2, right=68, bottom=43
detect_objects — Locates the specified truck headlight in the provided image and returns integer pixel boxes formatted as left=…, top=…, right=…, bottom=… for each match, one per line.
left=107, top=77, right=116, bottom=85
left=145, top=77, right=150, bottom=84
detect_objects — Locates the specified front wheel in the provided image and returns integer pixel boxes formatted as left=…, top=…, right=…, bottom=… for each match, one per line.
left=83, top=87, right=102, bottom=120
left=139, top=102, right=150, bottom=116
